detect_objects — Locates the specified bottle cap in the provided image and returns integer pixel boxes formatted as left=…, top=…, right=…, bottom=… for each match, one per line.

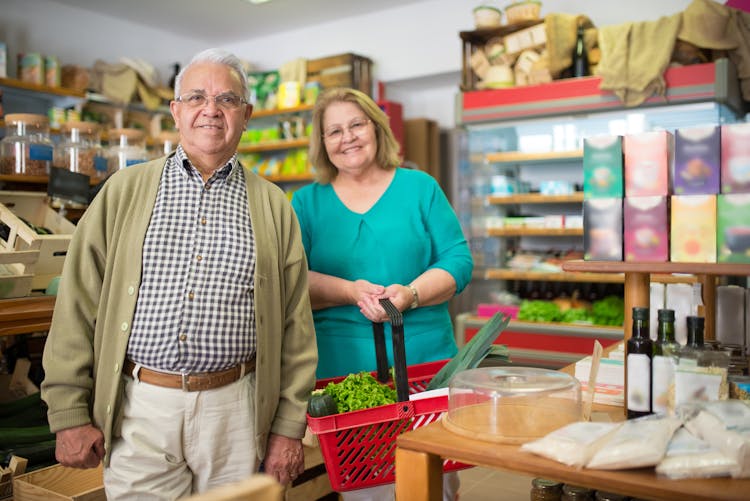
left=658, top=309, right=675, bottom=322
left=632, top=306, right=649, bottom=320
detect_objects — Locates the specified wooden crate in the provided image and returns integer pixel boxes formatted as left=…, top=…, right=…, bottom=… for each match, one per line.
left=285, top=443, right=334, bottom=501
left=0, top=201, right=39, bottom=299
left=13, top=463, right=105, bottom=501
left=306, top=53, right=373, bottom=97
left=0, top=191, right=75, bottom=290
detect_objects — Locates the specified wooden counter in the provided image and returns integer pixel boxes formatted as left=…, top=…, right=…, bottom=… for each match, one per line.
left=395, top=419, right=750, bottom=501
left=0, top=296, right=56, bottom=337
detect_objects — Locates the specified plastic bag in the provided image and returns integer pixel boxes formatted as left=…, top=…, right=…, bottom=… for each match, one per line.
left=521, top=421, right=621, bottom=468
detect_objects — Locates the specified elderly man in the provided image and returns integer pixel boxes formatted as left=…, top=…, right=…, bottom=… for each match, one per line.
left=41, top=48, right=317, bottom=499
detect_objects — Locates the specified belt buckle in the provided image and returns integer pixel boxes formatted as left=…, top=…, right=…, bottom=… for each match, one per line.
left=181, top=373, right=190, bottom=392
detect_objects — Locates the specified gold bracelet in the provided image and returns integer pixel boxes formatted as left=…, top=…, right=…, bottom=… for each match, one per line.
left=407, top=284, right=419, bottom=310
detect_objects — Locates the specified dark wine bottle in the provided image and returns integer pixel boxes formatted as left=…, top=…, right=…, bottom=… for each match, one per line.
left=571, top=21, right=589, bottom=78
left=679, top=316, right=706, bottom=367
left=627, top=306, right=653, bottom=419
left=652, top=309, right=678, bottom=414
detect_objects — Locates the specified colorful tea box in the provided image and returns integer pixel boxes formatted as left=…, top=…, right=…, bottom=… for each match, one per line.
left=583, top=198, right=623, bottom=261
left=670, top=195, right=716, bottom=263
left=673, top=126, right=720, bottom=195
left=717, top=194, right=750, bottom=263
left=721, top=122, right=750, bottom=194
left=624, top=196, right=669, bottom=262
left=583, top=135, right=623, bottom=198
left=623, top=131, right=673, bottom=197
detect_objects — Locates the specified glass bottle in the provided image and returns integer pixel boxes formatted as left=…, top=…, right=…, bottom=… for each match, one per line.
left=531, top=478, right=563, bottom=501
left=652, top=308, right=679, bottom=414
left=679, top=316, right=705, bottom=368
left=54, top=121, right=107, bottom=178
left=627, top=306, right=653, bottom=419
left=571, top=21, right=589, bottom=78
left=0, top=113, right=54, bottom=176
left=105, top=128, right=148, bottom=173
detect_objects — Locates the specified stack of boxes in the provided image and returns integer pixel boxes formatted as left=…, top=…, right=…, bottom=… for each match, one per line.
left=583, top=122, right=750, bottom=263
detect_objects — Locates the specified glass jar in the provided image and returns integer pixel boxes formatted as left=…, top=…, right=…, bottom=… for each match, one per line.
left=562, top=484, right=595, bottom=501
left=53, top=121, right=107, bottom=178
left=105, top=128, right=148, bottom=173
left=152, top=130, right=180, bottom=159
left=595, top=491, right=629, bottom=501
left=0, top=113, right=54, bottom=176
left=530, top=478, right=563, bottom=501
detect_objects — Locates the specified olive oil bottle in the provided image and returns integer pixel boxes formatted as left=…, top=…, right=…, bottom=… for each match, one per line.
left=627, top=306, right=653, bottom=419
left=652, top=308, right=679, bottom=414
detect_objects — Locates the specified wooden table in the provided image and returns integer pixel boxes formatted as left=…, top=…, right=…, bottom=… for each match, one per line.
left=395, top=419, right=750, bottom=500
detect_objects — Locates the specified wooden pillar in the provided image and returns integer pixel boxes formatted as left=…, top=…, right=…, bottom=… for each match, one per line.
left=699, top=274, right=716, bottom=341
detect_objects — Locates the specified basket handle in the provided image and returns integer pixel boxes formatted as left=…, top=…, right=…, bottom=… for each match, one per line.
left=370, top=298, right=409, bottom=403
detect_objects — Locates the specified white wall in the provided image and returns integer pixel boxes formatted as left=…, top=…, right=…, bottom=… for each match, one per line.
left=3, top=0, right=694, bottom=127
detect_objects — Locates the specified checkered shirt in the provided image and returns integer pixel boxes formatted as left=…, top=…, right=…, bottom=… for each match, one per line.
left=127, top=146, right=256, bottom=372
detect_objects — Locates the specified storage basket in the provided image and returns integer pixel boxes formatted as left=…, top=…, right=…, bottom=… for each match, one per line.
left=307, top=359, right=466, bottom=492
left=505, top=0, right=541, bottom=24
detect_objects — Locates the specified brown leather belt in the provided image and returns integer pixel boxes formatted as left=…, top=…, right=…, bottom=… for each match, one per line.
left=123, top=357, right=256, bottom=392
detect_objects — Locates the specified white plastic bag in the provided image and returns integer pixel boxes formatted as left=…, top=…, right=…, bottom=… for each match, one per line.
left=521, top=421, right=621, bottom=468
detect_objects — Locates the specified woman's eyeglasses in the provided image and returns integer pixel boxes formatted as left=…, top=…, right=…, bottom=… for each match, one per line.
left=323, top=118, right=372, bottom=143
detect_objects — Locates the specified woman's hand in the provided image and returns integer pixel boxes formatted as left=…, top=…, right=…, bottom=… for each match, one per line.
left=357, top=284, right=413, bottom=322
left=349, top=279, right=385, bottom=305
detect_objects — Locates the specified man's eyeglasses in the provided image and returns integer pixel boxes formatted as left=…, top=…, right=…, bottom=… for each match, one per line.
left=176, top=92, right=246, bottom=110
left=323, top=118, right=372, bottom=143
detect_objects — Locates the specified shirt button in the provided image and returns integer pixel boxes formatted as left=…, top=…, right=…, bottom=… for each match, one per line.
left=121, top=322, right=129, bottom=332
left=114, top=363, right=119, bottom=374
left=201, top=217, right=207, bottom=225
left=188, top=291, right=195, bottom=300
left=106, top=405, right=111, bottom=415
left=196, top=255, right=203, bottom=262
left=127, top=286, right=135, bottom=295
left=179, top=334, right=187, bottom=341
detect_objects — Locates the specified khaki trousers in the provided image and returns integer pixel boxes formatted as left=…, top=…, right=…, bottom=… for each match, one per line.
left=104, top=371, right=257, bottom=500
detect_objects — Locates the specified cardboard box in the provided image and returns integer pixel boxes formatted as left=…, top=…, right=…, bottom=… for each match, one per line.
left=0, top=191, right=75, bottom=290
left=717, top=193, right=750, bottom=263
left=670, top=194, right=716, bottom=262
left=721, top=122, right=750, bottom=194
left=583, top=135, right=623, bottom=198
left=623, top=130, right=673, bottom=197
left=673, top=125, right=720, bottom=195
left=583, top=198, right=623, bottom=261
left=624, top=196, right=669, bottom=262
left=404, top=118, right=440, bottom=184
left=13, top=463, right=105, bottom=501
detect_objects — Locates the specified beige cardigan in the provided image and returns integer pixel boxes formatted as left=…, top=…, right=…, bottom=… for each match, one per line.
left=41, top=157, right=318, bottom=465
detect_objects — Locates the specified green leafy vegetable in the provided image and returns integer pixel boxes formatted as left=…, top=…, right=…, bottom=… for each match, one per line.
left=426, top=312, right=511, bottom=391
left=321, top=372, right=398, bottom=413
left=590, top=295, right=624, bottom=326
left=518, top=300, right=562, bottom=322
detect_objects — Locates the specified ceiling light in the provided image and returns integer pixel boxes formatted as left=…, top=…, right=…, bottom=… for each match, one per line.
left=245, top=0, right=272, bottom=4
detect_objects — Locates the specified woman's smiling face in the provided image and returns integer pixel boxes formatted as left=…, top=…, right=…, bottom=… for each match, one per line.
left=322, top=101, right=377, bottom=175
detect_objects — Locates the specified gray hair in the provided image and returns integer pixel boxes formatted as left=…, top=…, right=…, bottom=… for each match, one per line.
left=174, top=48, right=249, bottom=101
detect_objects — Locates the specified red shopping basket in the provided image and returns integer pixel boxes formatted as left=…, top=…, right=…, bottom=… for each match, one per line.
left=306, top=299, right=468, bottom=491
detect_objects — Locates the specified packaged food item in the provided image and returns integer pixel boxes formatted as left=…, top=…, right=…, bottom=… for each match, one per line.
left=44, top=55, right=60, bottom=87
left=0, top=113, right=54, bottom=176
left=17, top=52, right=44, bottom=84
left=521, top=421, right=621, bottom=468
left=105, top=128, right=148, bottom=173
left=53, top=121, right=106, bottom=178
left=655, top=426, right=737, bottom=479
left=530, top=478, right=563, bottom=501
left=561, top=484, right=594, bottom=501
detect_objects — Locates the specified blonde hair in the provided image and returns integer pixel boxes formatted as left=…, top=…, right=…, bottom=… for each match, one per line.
left=309, top=88, right=401, bottom=184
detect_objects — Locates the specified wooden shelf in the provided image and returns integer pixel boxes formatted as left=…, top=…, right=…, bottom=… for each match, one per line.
left=487, top=192, right=583, bottom=205
left=562, top=260, right=750, bottom=276
left=484, top=268, right=699, bottom=284
left=251, top=104, right=314, bottom=119
left=238, top=138, right=309, bottom=153
left=487, top=227, right=582, bottom=237
left=485, top=150, right=583, bottom=164
left=0, top=174, right=101, bottom=186
left=260, top=173, right=315, bottom=183
left=0, top=77, right=86, bottom=99
left=0, top=295, right=56, bottom=337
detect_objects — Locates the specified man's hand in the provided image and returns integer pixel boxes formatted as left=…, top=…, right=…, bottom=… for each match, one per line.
left=263, top=433, right=304, bottom=486
left=55, top=424, right=105, bottom=469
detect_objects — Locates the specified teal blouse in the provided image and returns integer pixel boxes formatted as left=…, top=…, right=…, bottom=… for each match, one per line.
left=291, top=168, right=473, bottom=379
